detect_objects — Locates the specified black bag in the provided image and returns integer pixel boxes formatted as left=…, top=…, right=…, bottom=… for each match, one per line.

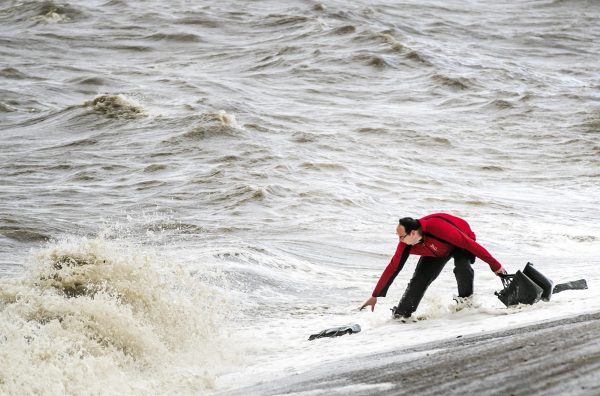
left=523, top=262, right=554, bottom=301
left=496, top=270, right=544, bottom=307
left=496, top=262, right=587, bottom=307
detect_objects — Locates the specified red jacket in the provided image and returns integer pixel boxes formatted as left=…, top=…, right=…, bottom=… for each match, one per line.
left=372, top=213, right=502, bottom=297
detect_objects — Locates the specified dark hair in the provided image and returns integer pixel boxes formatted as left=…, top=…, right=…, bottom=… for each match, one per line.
left=399, top=217, right=421, bottom=233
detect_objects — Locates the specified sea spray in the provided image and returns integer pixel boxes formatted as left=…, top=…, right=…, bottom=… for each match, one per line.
left=0, top=236, right=232, bottom=395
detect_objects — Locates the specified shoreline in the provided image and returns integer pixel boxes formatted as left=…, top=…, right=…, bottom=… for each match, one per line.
left=220, top=311, right=600, bottom=395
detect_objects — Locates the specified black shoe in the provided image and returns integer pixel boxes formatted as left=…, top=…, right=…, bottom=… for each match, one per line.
left=391, top=306, right=411, bottom=319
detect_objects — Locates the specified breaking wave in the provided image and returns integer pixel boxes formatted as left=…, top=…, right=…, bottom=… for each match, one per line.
left=0, top=236, right=231, bottom=394
left=83, top=95, right=147, bottom=120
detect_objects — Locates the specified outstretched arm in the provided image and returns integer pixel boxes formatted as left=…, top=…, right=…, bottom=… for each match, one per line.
left=371, top=242, right=411, bottom=297
left=361, top=243, right=411, bottom=312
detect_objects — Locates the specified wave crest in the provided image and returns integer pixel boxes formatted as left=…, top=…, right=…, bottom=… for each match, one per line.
left=184, top=110, right=242, bottom=139
left=84, top=95, right=147, bottom=119
left=2, top=1, right=85, bottom=24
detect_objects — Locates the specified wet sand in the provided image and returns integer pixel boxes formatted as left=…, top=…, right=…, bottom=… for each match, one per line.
left=222, top=311, right=600, bottom=395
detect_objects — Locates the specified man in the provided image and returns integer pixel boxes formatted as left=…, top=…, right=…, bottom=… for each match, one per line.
left=360, top=213, right=507, bottom=318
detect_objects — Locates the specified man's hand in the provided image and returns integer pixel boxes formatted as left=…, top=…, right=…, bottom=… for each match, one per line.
left=494, top=267, right=508, bottom=276
left=360, top=296, right=377, bottom=312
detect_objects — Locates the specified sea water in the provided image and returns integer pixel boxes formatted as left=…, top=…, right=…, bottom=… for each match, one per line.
left=1, top=0, right=600, bottom=394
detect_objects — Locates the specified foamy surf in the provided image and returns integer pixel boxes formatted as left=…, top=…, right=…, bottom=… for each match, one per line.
left=0, top=236, right=234, bottom=395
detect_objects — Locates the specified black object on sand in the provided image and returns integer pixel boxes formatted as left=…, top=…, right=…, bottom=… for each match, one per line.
left=496, top=262, right=588, bottom=307
left=553, top=279, right=588, bottom=294
left=308, top=324, right=361, bottom=341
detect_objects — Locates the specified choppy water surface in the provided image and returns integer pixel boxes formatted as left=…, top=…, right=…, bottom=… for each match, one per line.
left=1, top=0, right=600, bottom=393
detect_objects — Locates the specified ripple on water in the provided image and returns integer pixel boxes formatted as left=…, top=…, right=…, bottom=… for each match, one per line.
left=143, top=164, right=168, bottom=173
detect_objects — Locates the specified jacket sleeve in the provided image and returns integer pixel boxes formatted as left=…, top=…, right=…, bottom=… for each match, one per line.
left=431, top=222, right=502, bottom=272
left=372, top=242, right=412, bottom=297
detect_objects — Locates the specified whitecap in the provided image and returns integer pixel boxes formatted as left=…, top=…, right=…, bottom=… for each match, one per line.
left=83, top=94, right=147, bottom=120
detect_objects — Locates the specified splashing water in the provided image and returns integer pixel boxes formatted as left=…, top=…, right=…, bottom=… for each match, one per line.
left=0, top=236, right=234, bottom=395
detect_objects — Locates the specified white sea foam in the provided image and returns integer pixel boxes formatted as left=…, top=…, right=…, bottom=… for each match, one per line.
left=0, top=236, right=235, bottom=395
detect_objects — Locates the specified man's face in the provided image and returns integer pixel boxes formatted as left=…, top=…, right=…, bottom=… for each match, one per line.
left=396, top=224, right=421, bottom=245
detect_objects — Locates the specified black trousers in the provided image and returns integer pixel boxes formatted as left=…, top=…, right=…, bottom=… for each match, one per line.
left=393, top=249, right=474, bottom=318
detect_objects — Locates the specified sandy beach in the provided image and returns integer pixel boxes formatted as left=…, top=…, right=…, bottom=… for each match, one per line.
left=222, top=311, right=600, bottom=395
